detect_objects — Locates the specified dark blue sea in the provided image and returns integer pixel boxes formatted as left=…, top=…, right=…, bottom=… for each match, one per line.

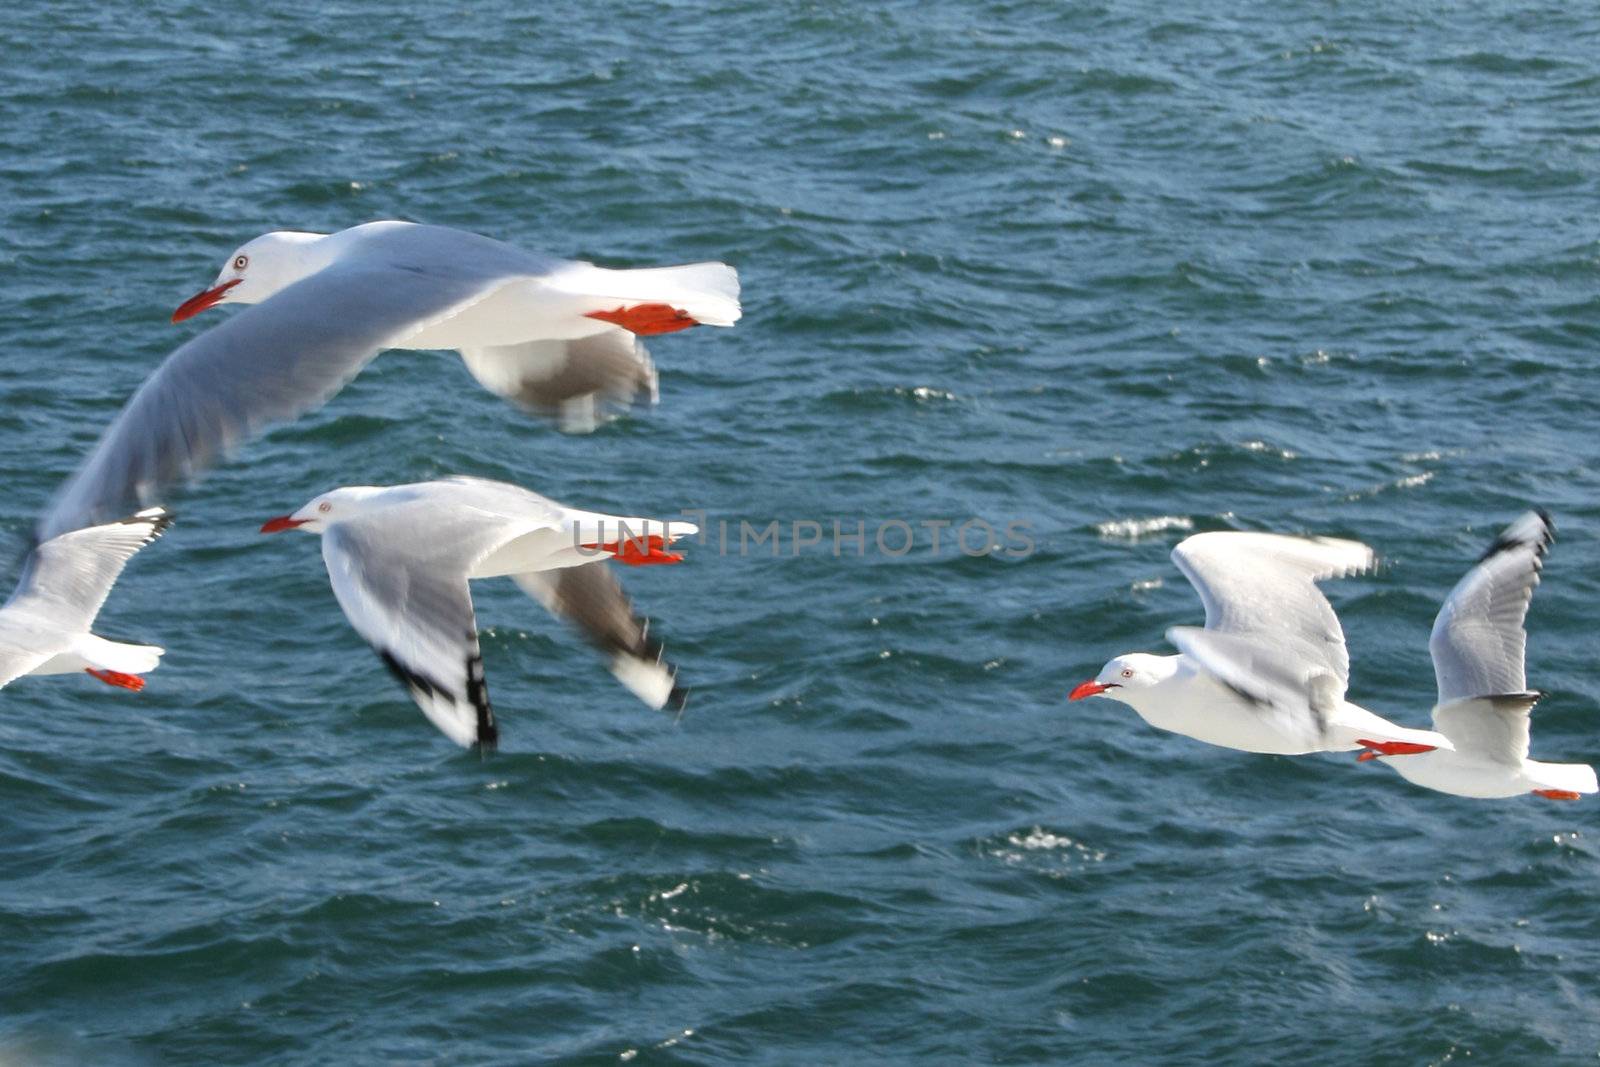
left=3, top=1, right=1600, bottom=1062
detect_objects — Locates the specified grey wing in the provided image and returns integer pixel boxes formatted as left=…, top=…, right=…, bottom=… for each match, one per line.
left=457, top=329, right=658, bottom=434
left=514, top=562, right=686, bottom=712
left=1429, top=510, right=1552, bottom=705
left=1171, top=531, right=1374, bottom=686
left=322, top=519, right=502, bottom=748
left=428, top=476, right=569, bottom=526
left=1167, top=625, right=1341, bottom=727
left=7, top=507, right=173, bottom=633
left=1432, top=694, right=1537, bottom=764
left=38, top=263, right=503, bottom=540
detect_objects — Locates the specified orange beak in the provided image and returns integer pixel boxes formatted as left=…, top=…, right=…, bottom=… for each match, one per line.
left=172, top=278, right=242, bottom=322
left=1069, top=680, right=1116, bottom=701
left=260, top=515, right=308, bottom=533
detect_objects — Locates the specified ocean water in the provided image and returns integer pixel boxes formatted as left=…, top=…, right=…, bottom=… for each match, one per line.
left=2, top=0, right=1600, bottom=1062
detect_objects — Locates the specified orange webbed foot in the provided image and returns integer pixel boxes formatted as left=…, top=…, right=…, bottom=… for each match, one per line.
left=581, top=535, right=684, bottom=566
left=1356, top=739, right=1437, bottom=761
left=584, top=303, right=699, bottom=335
left=86, top=668, right=145, bottom=692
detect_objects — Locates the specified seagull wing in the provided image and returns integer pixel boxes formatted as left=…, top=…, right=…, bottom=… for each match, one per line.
left=457, top=329, right=658, bottom=434
left=1432, top=694, right=1536, bottom=765
left=0, top=622, right=58, bottom=690
left=514, top=562, right=686, bottom=712
left=1166, top=624, right=1341, bottom=727
left=7, top=507, right=174, bottom=633
left=1429, top=510, right=1551, bottom=706
left=1171, top=531, right=1374, bottom=689
left=320, top=505, right=531, bottom=748
left=38, top=263, right=510, bottom=540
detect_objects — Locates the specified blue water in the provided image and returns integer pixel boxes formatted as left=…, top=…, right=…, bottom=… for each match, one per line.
left=3, top=1, right=1600, bottom=1062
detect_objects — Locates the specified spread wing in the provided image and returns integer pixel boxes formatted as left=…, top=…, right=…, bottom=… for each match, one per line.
left=1171, top=531, right=1374, bottom=689
left=0, top=624, right=58, bottom=691
left=1429, top=510, right=1551, bottom=706
left=7, top=507, right=174, bottom=633
left=320, top=513, right=518, bottom=748
left=38, top=264, right=505, bottom=540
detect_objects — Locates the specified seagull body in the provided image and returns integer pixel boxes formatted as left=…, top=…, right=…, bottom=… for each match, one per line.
left=0, top=507, right=172, bottom=692
left=1367, top=511, right=1597, bottom=801
left=261, top=476, right=696, bottom=749
left=40, top=221, right=739, bottom=539
left=1070, top=531, right=1450, bottom=757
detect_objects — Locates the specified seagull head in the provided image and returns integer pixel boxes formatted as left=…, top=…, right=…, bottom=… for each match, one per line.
left=260, top=486, right=382, bottom=535
left=173, top=230, right=328, bottom=322
left=1069, top=653, right=1169, bottom=704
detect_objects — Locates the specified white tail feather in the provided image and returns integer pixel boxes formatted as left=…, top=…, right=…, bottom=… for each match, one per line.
left=1528, top=760, right=1599, bottom=795
left=552, top=261, right=741, bottom=327
left=75, top=634, right=163, bottom=675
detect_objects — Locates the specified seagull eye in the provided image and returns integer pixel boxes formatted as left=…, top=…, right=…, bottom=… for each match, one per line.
left=318, top=501, right=331, bottom=513
left=1121, top=668, right=1133, bottom=678
left=233, top=254, right=249, bottom=271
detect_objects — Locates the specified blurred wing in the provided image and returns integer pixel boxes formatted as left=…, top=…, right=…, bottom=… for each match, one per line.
left=1171, top=531, right=1374, bottom=686
left=7, top=507, right=173, bottom=633
left=1432, top=694, right=1536, bottom=764
left=38, top=264, right=506, bottom=540
left=1167, top=625, right=1339, bottom=727
left=458, top=328, right=658, bottom=434
left=321, top=518, right=507, bottom=748
left=514, top=562, right=686, bottom=711
left=1429, top=510, right=1552, bottom=705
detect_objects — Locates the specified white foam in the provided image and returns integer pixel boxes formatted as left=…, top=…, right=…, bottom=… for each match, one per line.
left=1096, top=516, right=1194, bottom=541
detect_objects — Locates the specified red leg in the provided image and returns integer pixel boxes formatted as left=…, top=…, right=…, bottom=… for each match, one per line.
left=584, top=303, right=699, bottom=335
left=581, top=535, right=684, bottom=566
left=86, top=668, right=145, bottom=692
left=1532, top=789, right=1582, bottom=801
left=1356, top=739, right=1437, bottom=760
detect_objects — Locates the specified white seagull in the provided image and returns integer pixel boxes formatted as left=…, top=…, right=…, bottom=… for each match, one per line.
left=0, top=507, right=172, bottom=693
left=1363, top=511, right=1596, bottom=801
left=40, top=220, right=739, bottom=539
left=260, top=476, right=697, bottom=749
left=1069, top=530, right=1451, bottom=757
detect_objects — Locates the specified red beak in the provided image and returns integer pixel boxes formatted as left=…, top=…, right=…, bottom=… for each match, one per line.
left=260, top=515, right=308, bottom=533
left=172, top=278, right=242, bottom=322
left=1069, top=680, right=1115, bottom=701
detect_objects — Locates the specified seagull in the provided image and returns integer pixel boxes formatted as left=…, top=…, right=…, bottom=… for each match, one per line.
left=1069, top=530, right=1451, bottom=757
left=0, top=507, right=172, bottom=693
left=260, top=476, right=696, bottom=749
left=1362, top=511, right=1595, bottom=801
left=39, top=220, right=739, bottom=539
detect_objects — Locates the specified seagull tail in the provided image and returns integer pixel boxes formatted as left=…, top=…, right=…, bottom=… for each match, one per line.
left=76, top=634, right=164, bottom=675
left=560, top=261, right=742, bottom=329
left=1528, top=761, right=1599, bottom=795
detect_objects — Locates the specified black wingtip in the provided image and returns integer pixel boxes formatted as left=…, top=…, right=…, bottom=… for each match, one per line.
left=666, top=683, right=689, bottom=713
left=114, top=505, right=176, bottom=540
left=466, top=648, right=497, bottom=750
left=1478, top=510, right=1554, bottom=563
left=380, top=648, right=444, bottom=700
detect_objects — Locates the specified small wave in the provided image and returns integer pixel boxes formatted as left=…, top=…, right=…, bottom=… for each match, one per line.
left=1096, top=516, right=1194, bottom=541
